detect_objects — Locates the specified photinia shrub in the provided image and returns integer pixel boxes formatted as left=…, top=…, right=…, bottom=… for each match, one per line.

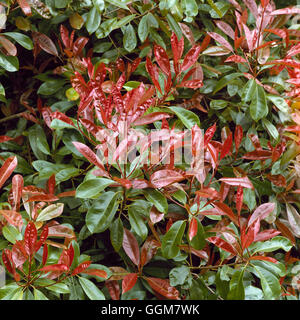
left=0, top=0, right=300, bottom=301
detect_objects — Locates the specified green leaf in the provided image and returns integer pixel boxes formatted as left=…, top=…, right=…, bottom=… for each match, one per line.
left=128, top=200, right=151, bottom=240
left=183, top=0, right=198, bottom=17
left=37, top=80, right=66, bottom=95
left=169, top=265, right=191, bottom=286
left=76, top=178, right=115, bottom=199
left=242, top=79, right=256, bottom=103
left=46, top=283, right=70, bottom=294
left=227, top=267, right=245, bottom=300
left=86, top=7, right=101, bottom=34
left=0, top=53, right=19, bottom=72
left=110, top=217, right=124, bottom=252
left=36, top=203, right=64, bottom=222
left=78, top=277, right=105, bottom=300
left=3, top=32, right=33, bottom=50
left=213, top=73, right=243, bottom=94
left=161, top=220, right=186, bottom=259
left=67, top=277, right=85, bottom=300
left=2, top=225, right=22, bottom=244
left=250, top=236, right=292, bottom=254
left=33, top=289, right=49, bottom=300
left=56, top=167, right=80, bottom=184
left=143, top=189, right=168, bottom=214
left=267, top=95, right=289, bottom=114
left=262, top=118, right=279, bottom=141
left=0, top=283, right=20, bottom=300
left=250, top=83, right=268, bottom=121
left=251, top=263, right=281, bottom=299
left=86, top=191, right=120, bottom=234
left=138, top=14, right=150, bottom=42
left=106, top=0, right=130, bottom=11
left=243, top=188, right=256, bottom=211
left=207, top=0, right=223, bottom=18
left=123, top=24, right=137, bottom=52
left=168, top=106, right=200, bottom=129
left=166, top=14, right=182, bottom=39
left=189, top=218, right=206, bottom=250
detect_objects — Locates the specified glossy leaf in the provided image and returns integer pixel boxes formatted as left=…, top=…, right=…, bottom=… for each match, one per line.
left=122, top=273, right=138, bottom=294
left=0, top=157, right=18, bottom=190
left=122, top=228, right=140, bottom=266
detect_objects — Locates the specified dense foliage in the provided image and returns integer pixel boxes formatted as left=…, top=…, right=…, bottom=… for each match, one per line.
left=0, top=0, right=300, bottom=301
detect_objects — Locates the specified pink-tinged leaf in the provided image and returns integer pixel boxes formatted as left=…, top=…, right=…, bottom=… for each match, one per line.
left=122, top=228, right=140, bottom=266
left=275, top=220, right=295, bottom=245
left=35, top=225, right=49, bottom=252
left=17, top=0, right=32, bottom=16
left=181, top=45, right=201, bottom=72
left=132, top=112, right=171, bottom=126
left=149, top=206, right=164, bottom=224
left=220, top=132, right=233, bottom=160
left=215, top=21, right=235, bottom=39
left=207, top=237, right=237, bottom=255
left=171, top=32, right=184, bottom=74
left=131, top=179, right=152, bottom=190
left=48, top=224, right=76, bottom=239
left=248, top=203, right=275, bottom=227
left=57, top=190, right=76, bottom=198
left=81, top=268, right=108, bottom=279
left=146, top=277, right=180, bottom=300
left=154, top=44, right=171, bottom=76
left=242, top=24, right=256, bottom=52
left=254, top=229, right=281, bottom=242
left=265, top=59, right=300, bottom=69
left=11, top=175, right=23, bottom=212
left=177, top=79, right=203, bottom=89
left=39, top=263, right=69, bottom=272
left=236, top=186, right=243, bottom=215
left=2, top=250, right=14, bottom=274
left=287, top=43, right=300, bottom=58
left=32, top=32, right=58, bottom=56
left=249, top=256, right=278, bottom=263
left=179, top=23, right=195, bottom=45
left=71, top=260, right=91, bottom=276
left=150, top=170, right=185, bottom=189
left=146, top=57, right=162, bottom=94
left=286, top=204, right=300, bottom=237
left=0, top=156, right=18, bottom=190
left=105, top=280, right=120, bottom=300
left=270, top=7, right=300, bottom=15
left=195, top=187, right=219, bottom=199
left=122, top=273, right=138, bottom=294
left=219, top=177, right=254, bottom=189
left=72, top=142, right=108, bottom=177
left=24, top=221, right=37, bottom=256
left=234, top=125, right=243, bottom=153
left=41, top=107, right=53, bottom=129
left=188, top=217, right=198, bottom=241
left=225, top=55, right=247, bottom=63
left=243, top=0, right=258, bottom=18
left=0, top=210, right=23, bottom=230
left=11, top=241, right=27, bottom=269
left=60, top=25, right=70, bottom=48
left=207, top=32, right=233, bottom=52
left=73, top=37, right=89, bottom=56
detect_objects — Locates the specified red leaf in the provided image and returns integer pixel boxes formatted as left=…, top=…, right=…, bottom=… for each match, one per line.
left=248, top=203, right=275, bottom=227
left=150, top=170, right=185, bottom=189
left=181, top=45, right=201, bottom=72
left=0, top=156, right=18, bottom=190
left=177, top=79, right=203, bottom=89
left=244, top=0, right=258, bottom=18
left=249, top=256, right=278, bottom=263
left=72, top=142, right=109, bottom=177
left=195, top=187, right=219, bottom=199
left=265, top=59, right=300, bottom=69
left=275, top=219, right=295, bottom=245
left=60, top=25, right=70, bottom=48
left=220, top=132, right=233, bottom=160
left=105, top=280, right=120, bottom=300
left=225, top=55, right=247, bottom=63
left=140, top=237, right=159, bottom=268
left=57, top=190, right=76, bottom=198
left=122, top=228, right=140, bottom=266
left=146, top=277, right=180, bottom=300
left=234, top=125, right=243, bottom=153
left=213, top=202, right=238, bottom=224
left=81, top=268, right=108, bottom=279
left=35, top=225, right=49, bottom=252
left=266, top=174, right=286, bottom=187
left=73, top=37, right=89, bottom=56
left=12, top=241, right=28, bottom=268
left=17, top=0, right=32, bottom=16
left=242, top=150, right=272, bottom=160
left=0, top=136, right=13, bottom=143
left=236, top=186, right=243, bottom=215
left=47, top=174, right=56, bottom=195
left=32, top=32, right=58, bottom=56
left=188, top=217, right=198, bottom=241
left=122, top=273, right=138, bottom=294
left=2, top=250, right=14, bottom=274
left=179, top=23, right=195, bottom=45
left=204, top=123, right=216, bottom=147
left=219, top=177, right=254, bottom=189
left=154, top=44, right=171, bottom=76
left=39, top=264, right=69, bottom=272
left=146, top=57, right=162, bottom=94
left=207, top=236, right=237, bottom=255
left=270, top=7, right=300, bottom=15
left=42, top=244, right=48, bottom=266
left=51, top=111, right=75, bottom=127
left=199, top=34, right=211, bottom=53
left=26, top=194, right=59, bottom=202
left=242, top=218, right=260, bottom=249
left=149, top=206, right=164, bottom=224
left=171, top=32, right=184, bottom=74
left=133, top=112, right=171, bottom=126
left=71, top=260, right=91, bottom=275
left=0, top=210, right=23, bottom=230
left=215, top=21, right=235, bottom=40
left=24, top=221, right=37, bottom=256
